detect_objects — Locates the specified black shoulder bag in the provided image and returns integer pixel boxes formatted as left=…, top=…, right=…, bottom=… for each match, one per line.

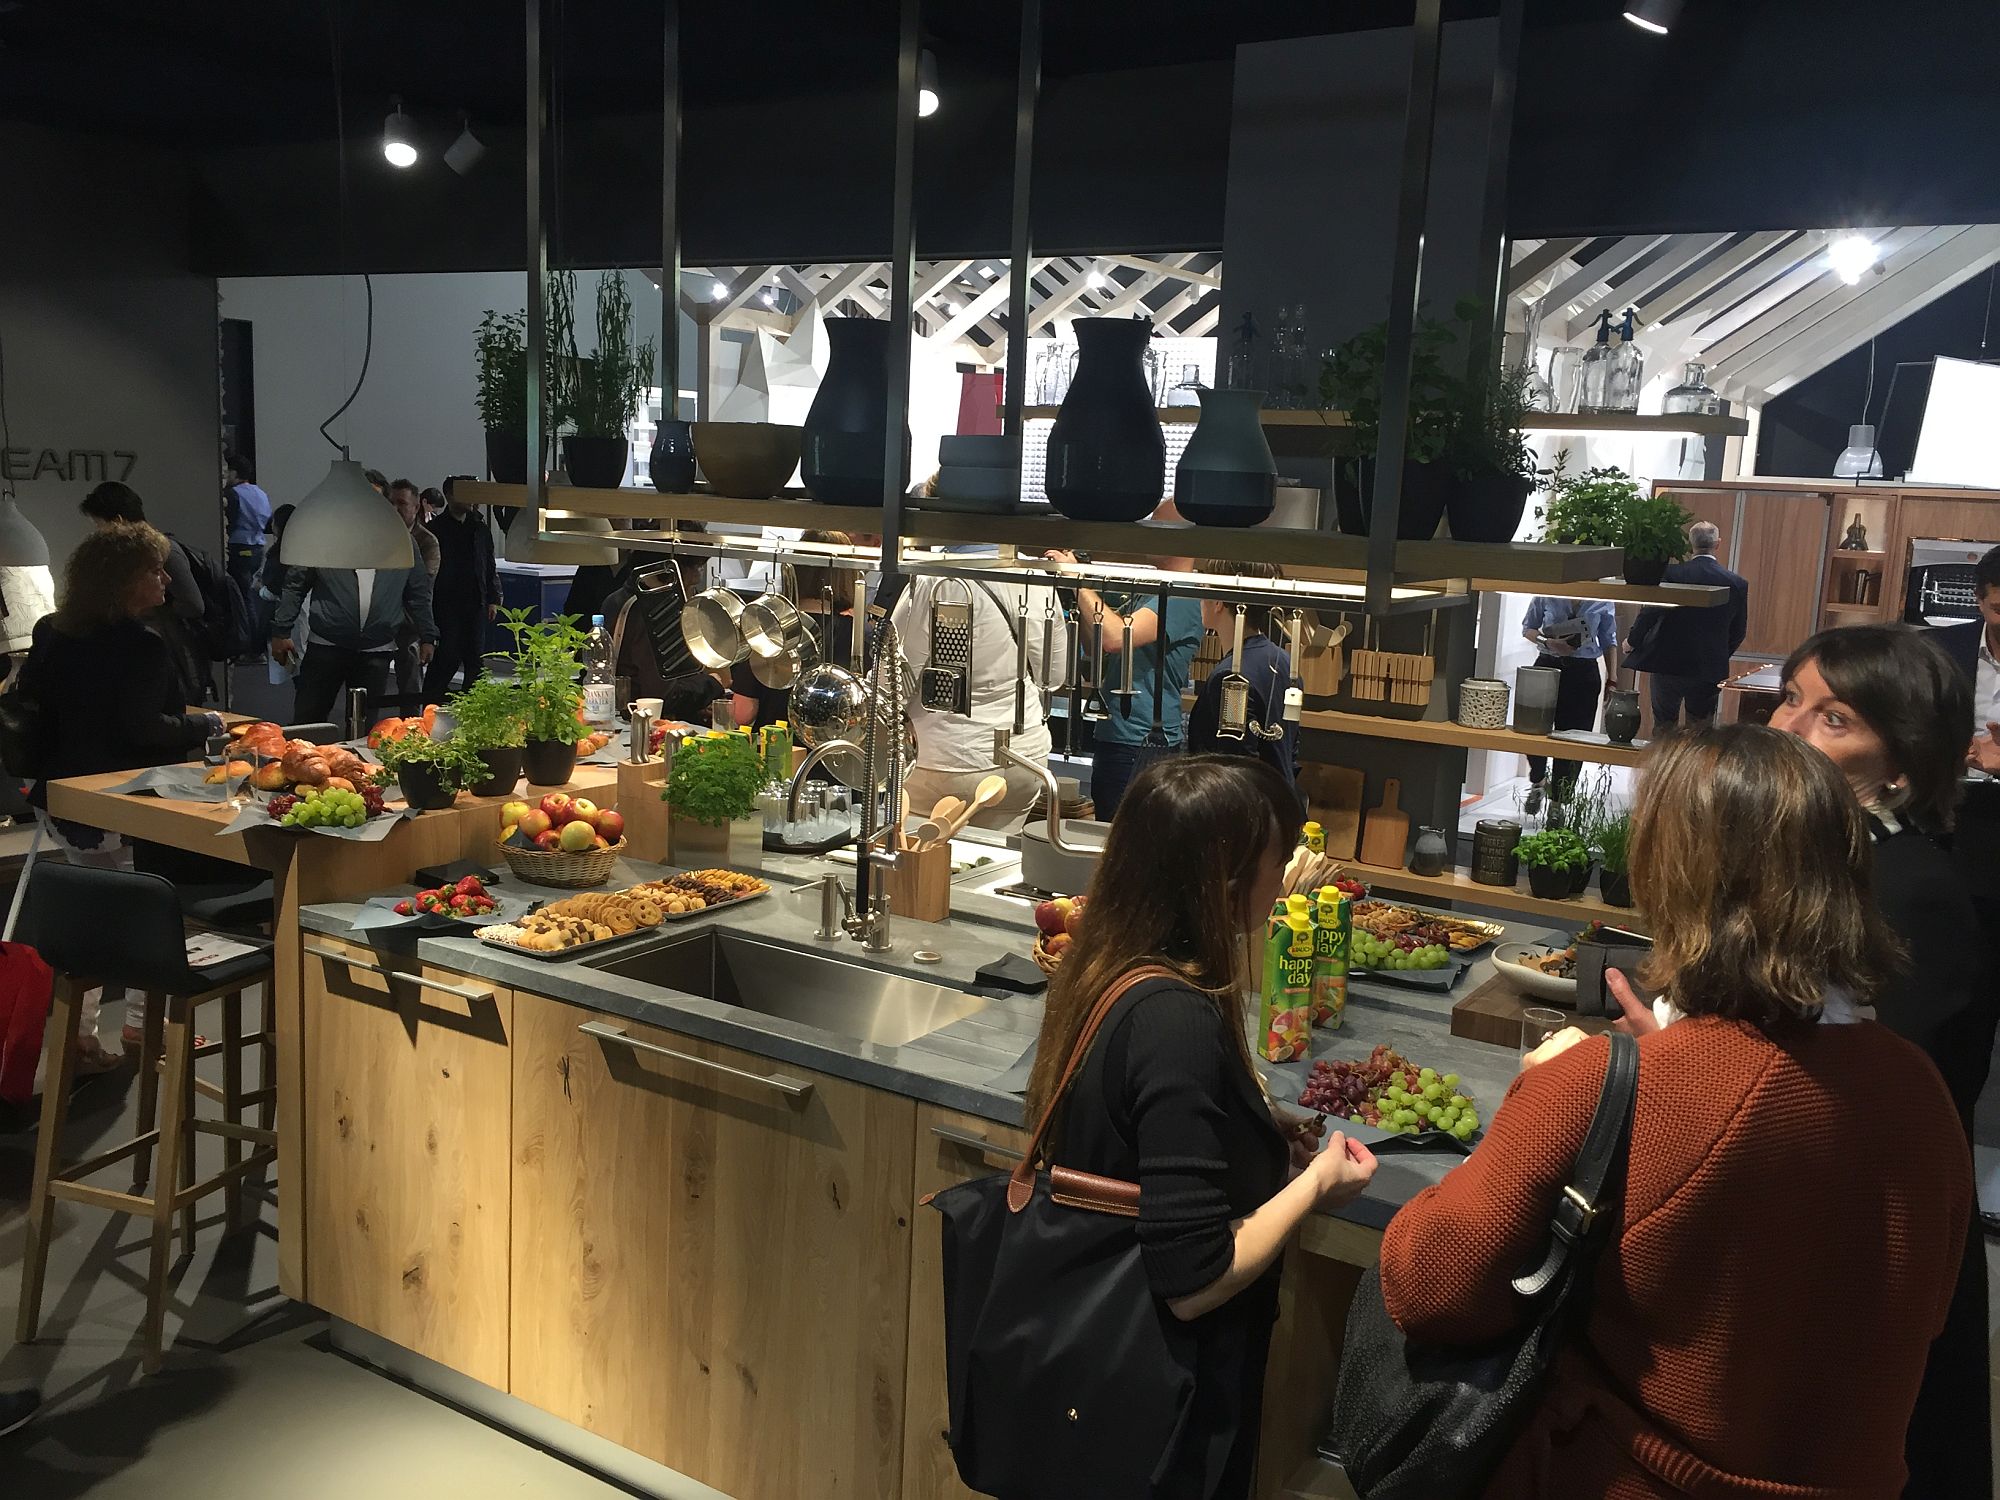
left=1323, top=1029, right=1639, bottom=1500
left=925, top=966, right=1198, bottom=1500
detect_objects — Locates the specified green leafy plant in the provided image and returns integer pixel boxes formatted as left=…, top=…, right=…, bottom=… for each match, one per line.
left=474, top=310, right=527, bottom=432
left=1619, top=489, right=1696, bottom=564
left=1595, top=811, right=1632, bottom=876
left=446, top=674, right=529, bottom=751
left=374, top=729, right=488, bottom=792
left=664, top=732, right=764, bottom=827
left=498, top=607, right=589, bottom=744
left=552, top=271, right=657, bottom=440
left=1536, top=453, right=1635, bottom=546
left=1551, top=766, right=1614, bottom=842
left=1449, top=360, right=1543, bottom=486
left=1515, top=827, right=1589, bottom=872
left=1317, top=302, right=1466, bottom=465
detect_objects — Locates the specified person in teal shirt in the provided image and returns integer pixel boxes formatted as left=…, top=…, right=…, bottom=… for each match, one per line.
left=1051, top=552, right=1205, bottom=820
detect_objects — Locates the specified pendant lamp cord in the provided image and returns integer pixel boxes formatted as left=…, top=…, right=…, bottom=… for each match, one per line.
left=319, top=0, right=373, bottom=458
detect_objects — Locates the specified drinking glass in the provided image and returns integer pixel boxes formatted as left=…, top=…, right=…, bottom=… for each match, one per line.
left=1520, top=1007, right=1569, bottom=1062
left=1547, top=346, right=1586, bottom=413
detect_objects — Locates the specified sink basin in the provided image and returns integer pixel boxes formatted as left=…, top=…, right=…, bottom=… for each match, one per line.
left=584, top=928, right=992, bottom=1047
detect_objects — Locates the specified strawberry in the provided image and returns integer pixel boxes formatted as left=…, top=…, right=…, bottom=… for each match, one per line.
left=456, top=876, right=484, bottom=897
left=394, top=900, right=413, bottom=916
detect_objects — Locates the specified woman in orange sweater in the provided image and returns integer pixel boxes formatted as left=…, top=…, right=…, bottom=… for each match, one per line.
left=1378, top=726, right=1971, bottom=1499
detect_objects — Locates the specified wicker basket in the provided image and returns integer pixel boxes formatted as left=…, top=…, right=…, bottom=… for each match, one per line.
left=1032, top=935, right=1064, bottom=975
left=497, top=837, right=627, bottom=889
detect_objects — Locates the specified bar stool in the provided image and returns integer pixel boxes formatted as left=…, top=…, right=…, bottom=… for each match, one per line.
left=14, top=863, right=276, bottom=1373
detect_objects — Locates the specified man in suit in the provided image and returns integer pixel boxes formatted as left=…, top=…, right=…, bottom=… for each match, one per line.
left=1622, top=521, right=1749, bottom=729
left=1931, top=544, right=2000, bottom=1047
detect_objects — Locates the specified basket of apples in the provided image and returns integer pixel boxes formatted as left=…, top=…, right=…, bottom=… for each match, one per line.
left=496, top=793, right=628, bottom=888
left=1032, top=894, right=1086, bottom=974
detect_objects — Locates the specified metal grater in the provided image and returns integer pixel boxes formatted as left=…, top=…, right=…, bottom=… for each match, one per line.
left=1216, top=605, right=1249, bottom=739
left=920, top=579, right=975, bottom=715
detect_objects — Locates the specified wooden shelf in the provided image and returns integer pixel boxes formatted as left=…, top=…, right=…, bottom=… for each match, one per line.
left=1346, top=858, right=1633, bottom=925
left=456, top=481, right=887, bottom=533
left=1822, top=602, right=1885, bottom=616
left=1300, top=708, right=1649, bottom=767
left=1828, top=549, right=1887, bottom=562
left=1454, top=577, right=1727, bottom=607
left=901, top=507, right=1622, bottom=584
left=1013, top=406, right=1747, bottom=438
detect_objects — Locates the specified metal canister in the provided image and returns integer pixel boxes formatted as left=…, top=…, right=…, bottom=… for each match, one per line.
left=628, top=709, right=656, bottom=763
left=1471, top=818, right=1522, bottom=886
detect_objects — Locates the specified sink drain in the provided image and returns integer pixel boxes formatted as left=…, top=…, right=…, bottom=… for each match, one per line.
left=912, top=949, right=944, bottom=964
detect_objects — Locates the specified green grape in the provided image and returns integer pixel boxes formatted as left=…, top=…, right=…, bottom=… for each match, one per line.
left=1418, top=1067, right=1436, bottom=1082
left=1397, top=1108, right=1417, bottom=1126
left=1348, top=1114, right=1365, bottom=1126
left=1449, top=1093, right=1469, bottom=1109
left=1414, top=1101, right=1433, bottom=1120
left=1422, top=1083, right=1443, bottom=1101
left=1442, top=1073, right=1460, bottom=1088
left=1453, top=1119, right=1474, bottom=1139
left=1462, top=1112, right=1480, bottom=1131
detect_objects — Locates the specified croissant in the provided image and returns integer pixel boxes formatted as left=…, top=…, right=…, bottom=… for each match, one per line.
left=322, top=746, right=367, bottom=779
left=281, top=742, right=330, bottom=784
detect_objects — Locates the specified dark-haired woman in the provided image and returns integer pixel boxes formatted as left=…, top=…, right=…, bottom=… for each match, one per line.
left=1388, top=727, right=1969, bottom=1498
left=1025, top=755, right=1377, bottom=1500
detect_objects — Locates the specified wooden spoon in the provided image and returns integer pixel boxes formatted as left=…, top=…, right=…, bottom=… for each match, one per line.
left=937, top=773, right=1008, bottom=842
left=911, top=795, right=965, bottom=847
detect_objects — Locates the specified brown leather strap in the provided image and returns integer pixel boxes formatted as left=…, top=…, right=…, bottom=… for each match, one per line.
left=1006, top=964, right=1179, bottom=1212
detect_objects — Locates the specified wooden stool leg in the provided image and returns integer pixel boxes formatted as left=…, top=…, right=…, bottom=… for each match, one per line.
left=222, top=992, right=243, bottom=1230
left=16, top=976, right=82, bottom=1345
left=145, top=993, right=194, bottom=1374
left=132, top=993, right=164, bottom=1192
left=179, top=1022, right=197, bottom=1258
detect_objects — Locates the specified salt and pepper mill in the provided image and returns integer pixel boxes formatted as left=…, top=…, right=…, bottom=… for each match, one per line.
left=627, top=707, right=656, bottom=763
left=346, top=688, right=370, bottom=742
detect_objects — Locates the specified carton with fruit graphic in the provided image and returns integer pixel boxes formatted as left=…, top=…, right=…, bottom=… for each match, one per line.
left=1260, top=895, right=1316, bottom=1062
left=1031, top=895, right=1085, bottom=974
left=1311, top=886, right=1352, bottom=1030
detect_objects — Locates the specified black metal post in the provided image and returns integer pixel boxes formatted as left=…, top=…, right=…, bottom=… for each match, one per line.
left=1365, top=0, right=1444, bottom=615
left=1002, top=0, right=1042, bottom=454
left=879, top=0, right=920, bottom=579
left=1463, top=0, right=1525, bottom=417
left=660, top=0, right=682, bottom=415
left=526, top=0, right=551, bottom=530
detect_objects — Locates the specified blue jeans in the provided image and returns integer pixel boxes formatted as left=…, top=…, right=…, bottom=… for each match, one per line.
left=1089, top=739, right=1177, bottom=822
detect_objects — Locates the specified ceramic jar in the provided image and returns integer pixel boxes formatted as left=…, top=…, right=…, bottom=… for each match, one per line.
left=1408, top=826, right=1449, bottom=877
left=1514, top=666, right=1561, bottom=736
left=1603, top=688, right=1642, bottom=745
left=649, top=419, right=696, bottom=492
left=1471, top=819, right=1521, bottom=886
left=1175, top=388, right=1276, bottom=527
left=1045, top=317, right=1166, bottom=522
left=1456, top=677, right=1511, bottom=729
left=802, top=318, right=908, bottom=506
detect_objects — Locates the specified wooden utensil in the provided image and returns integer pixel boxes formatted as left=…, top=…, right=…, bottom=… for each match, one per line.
left=1359, top=776, right=1411, bottom=868
left=1297, top=762, right=1366, bottom=859
left=922, top=775, right=1006, bottom=847
left=912, top=795, right=966, bottom=846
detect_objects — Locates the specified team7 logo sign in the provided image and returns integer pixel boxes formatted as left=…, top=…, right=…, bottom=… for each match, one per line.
left=1, top=448, right=138, bottom=482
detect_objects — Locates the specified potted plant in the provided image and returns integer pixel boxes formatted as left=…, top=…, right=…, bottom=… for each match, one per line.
left=500, top=607, right=590, bottom=786
left=375, top=730, right=486, bottom=812
left=1317, top=304, right=1462, bottom=540
left=1536, top=453, right=1631, bottom=548
left=663, top=730, right=764, bottom=869
left=1555, top=768, right=1613, bottom=894
left=446, top=675, right=530, bottom=797
left=1516, top=827, right=1589, bottom=900
left=1443, top=361, right=1545, bottom=542
left=1617, top=488, right=1696, bottom=586
left=475, top=309, right=529, bottom=484
left=553, top=270, right=656, bottom=490
left=1596, top=811, right=1634, bottom=908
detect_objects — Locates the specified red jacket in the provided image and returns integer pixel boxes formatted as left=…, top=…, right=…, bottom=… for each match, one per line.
left=1381, top=1017, right=1970, bottom=1499
left=0, top=940, right=54, bottom=1104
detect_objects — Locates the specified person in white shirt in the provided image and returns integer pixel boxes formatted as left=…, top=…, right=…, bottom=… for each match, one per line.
left=892, top=572, right=1055, bottom=831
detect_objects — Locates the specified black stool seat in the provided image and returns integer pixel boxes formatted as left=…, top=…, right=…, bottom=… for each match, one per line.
left=19, top=864, right=267, bottom=997
left=180, top=879, right=277, bottom=932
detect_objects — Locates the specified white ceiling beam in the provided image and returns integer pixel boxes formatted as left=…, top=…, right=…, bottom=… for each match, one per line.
left=1184, top=305, right=1221, bottom=338
left=707, top=265, right=775, bottom=322
left=1102, top=253, right=1221, bottom=289
left=1541, top=235, right=1669, bottom=329
left=1028, top=258, right=1106, bottom=333
left=1638, top=231, right=1797, bottom=330
left=1149, top=280, right=1215, bottom=336
left=1690, top=231, right=1909, bottom=350
left=933, top=257, right=1051, bottom=345
left=1568, top=233, right=1734, bottom=335
left=1700, top=227, right=1940, bottom=370
left=913, top=259, right=974, bottom=306
left=1508, top=237, right=1585, bottom=295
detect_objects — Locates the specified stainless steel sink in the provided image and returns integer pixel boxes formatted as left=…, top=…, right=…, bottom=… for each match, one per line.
left=583, top=928, right=992, bottom=1047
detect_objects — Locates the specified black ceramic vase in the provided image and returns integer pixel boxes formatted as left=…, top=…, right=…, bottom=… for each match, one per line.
left=1045, top=317, right=1166, bottom=522
left=1600, top=869, right=1633, bottom=908
left=1175, top=388, right=1276, bottom=527
left=397, top=762, right=457, bottom=812
left=1335, top=458, right=1449, bottom=540
left=486, top=430, right=528, bottom=485
left=563, top=435, right=630, bottom=490
left=802, top=318, right=908, bottom=506
left=523, top=737, right=580, bottom=787
left=1444, top=470, right=1532, bottom=543
left=470, top=746, right=524, bottom=799
left=649, top=420, right=696, bottom=493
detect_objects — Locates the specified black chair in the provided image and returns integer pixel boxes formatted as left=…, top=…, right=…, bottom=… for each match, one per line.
left=279, top=722, right=343, bottom=745
left=14, top=863, right=275, bottom=1373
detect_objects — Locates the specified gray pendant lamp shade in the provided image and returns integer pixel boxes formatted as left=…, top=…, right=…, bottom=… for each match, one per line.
left=0, top=496, right=51, bottom=566
left=281, top=459, right=421, bottom=568
left=502, top=509, right=620, bottom=566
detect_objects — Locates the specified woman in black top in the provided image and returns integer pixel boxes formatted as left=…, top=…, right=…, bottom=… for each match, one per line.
left=1025, top=756, right=1377, bottom=1499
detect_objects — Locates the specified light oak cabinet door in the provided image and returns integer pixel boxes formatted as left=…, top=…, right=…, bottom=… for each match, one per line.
left=902, top=1104, right=1031, bottom=1500
left=510, top=993, right=918, bottom=1499
left=302, top=939, right=513, bottom=1390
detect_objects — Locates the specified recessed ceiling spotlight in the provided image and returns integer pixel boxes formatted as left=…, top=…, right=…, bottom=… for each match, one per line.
left=711, top=281, right=728, bottom=300
left=1622, top=0, right=1682, bottom=34
left=918, top=49, right=940, bottom=117
left=1087, top=269, right=1109, bottom=290
left=382, top=96, right=418, bottom=168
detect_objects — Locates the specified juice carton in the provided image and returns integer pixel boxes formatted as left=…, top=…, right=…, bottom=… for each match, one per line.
left=1261, top=894, right=1316, bottom=1062
left=1302, top=820, right=1325, bottom=854
left=1311, top=886, right=1352, bottom=1029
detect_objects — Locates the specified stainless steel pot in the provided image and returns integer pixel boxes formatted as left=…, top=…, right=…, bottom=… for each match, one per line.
left=751, top=613, right=820, bottom=691
left=741, top=580, right=808, bottom=661
left=680, top=585, right=747, bottom=669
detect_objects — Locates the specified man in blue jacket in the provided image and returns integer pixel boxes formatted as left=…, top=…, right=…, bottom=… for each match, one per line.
left=270, top=533, right=437, bottom=727
left=1622, top=521, right=1749, bottom=730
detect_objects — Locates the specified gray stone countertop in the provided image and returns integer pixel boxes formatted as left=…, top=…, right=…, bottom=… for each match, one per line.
left=301, top=848, right=1581, bottom=1235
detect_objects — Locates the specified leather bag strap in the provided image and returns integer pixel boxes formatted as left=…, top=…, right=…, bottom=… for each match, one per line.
left=1006, top=964, right=1181, bottom=1212
left=1510, top=1029, right=1639, bottom=1297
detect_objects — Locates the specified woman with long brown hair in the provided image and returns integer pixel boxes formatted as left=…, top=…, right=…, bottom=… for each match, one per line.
left=1381, top=727, right=1970, bottom=1499
left=1027, top=755, right=1376, bottom=1500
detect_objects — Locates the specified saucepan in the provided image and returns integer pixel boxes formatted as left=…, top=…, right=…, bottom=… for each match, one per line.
left=680, top=583, right=747, bottom=669
left=740, top=563, right=808, bottom=661
left=751, top=611, right=820, bottom=692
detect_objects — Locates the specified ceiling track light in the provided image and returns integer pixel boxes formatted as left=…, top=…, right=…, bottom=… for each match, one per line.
left=444, top=112, right=484, bottom=176
left=1622, top=0, right=1682, bottom=34
left=917, top=48, right=940, bottom=117
left=382, top=95, right=417, bottom=167
left=1828, top=231, right=1881, bottom=285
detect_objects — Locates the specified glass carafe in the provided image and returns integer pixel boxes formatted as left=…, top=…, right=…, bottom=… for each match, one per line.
left=1663, top=360, right=1719, bottom=414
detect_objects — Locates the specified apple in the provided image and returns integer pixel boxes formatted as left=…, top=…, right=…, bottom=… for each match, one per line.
left=540, top=792, right=574, bottom=824
left=516, top=809, right=552, bottom=840
left=1034, top=900, right=1067, bottom=937
left=500, top=800, right=531, bottom=827
left=500, top=823, right=517, bottom=844
left=1064, top=902, right=1086, bottom=937
left=592, top=809, right=625, bottom=842
left=568, top=798, right=600, bottom=826
left=533, top=828, right=563, bottom=851
left=592, top=834, right=610, bottom=849
left=558, top=818, right=597, bottom=853
left=1046, top=932, right=1073, bottom=954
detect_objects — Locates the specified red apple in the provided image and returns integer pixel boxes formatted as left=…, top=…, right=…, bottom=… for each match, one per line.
left=592, top=834, right=610, bottom=849
left=1063, top=900, right=1086, bottom=936
left=517, top=808, right=552, bottom=840
left=568, top=797, right=599, bottom=827
left=1034, top=900, right=1067, bottom=937
left=533, top=828, right=563, bottom=850
left=593, top=809, right=625, bottom=842
left=540, top=792, right=573, bottom=824
left=1046, top=931, right=1073, bottom=955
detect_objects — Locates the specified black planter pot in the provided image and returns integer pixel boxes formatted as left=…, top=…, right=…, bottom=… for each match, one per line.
left=801, top=318, right=909, bottom=506
left=486, top=429, right=528, bottom=485
left=1335, top=458, right=1450, bottom=540
left=1444, top=470, right=1533, bottom=543
left=523, top=737, right=579, bottom=787
left=397, top=762, right=457, bottom=811
left=1571, top=859, right=1595, bottom=896
left=649, top=419, right=697, bottom=493
left=470, top=746, right=524, bottom=799
left=1045, top=317, right=1167, bottom=522
left=1526, top=863, right=1574, bottom=900
left=563, top=435, right=631, bottom=490
left=1600, top=869, right=1633, bottom=908
left=1623, top=554, right=1669, bottom=586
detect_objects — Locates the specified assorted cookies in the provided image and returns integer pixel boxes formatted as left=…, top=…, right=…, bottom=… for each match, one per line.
left=477, top=869, right=770, bottom=954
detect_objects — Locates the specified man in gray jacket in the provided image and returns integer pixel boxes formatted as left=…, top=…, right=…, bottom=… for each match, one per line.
left=270, top=541, right=437, bottom=727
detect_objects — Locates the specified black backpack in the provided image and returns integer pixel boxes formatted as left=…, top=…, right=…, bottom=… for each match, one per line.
left=174, top=539, right=255, bottom=661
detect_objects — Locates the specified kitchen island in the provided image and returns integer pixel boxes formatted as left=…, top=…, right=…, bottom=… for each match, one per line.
left=296, top=856, right=1559, bottom=1500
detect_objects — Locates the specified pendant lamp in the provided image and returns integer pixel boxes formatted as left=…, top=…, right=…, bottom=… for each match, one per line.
left=0, top=495, right=50, bottom=567
left=502, top=504, right=620, bottom=566
left=281, top=459, right=421, bottom=568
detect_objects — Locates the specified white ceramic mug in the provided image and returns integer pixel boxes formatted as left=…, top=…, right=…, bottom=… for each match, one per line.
left=630, top=697, right=664, bottom=721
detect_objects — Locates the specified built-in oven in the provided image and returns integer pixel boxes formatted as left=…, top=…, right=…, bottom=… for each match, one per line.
left=1904, top=538, right=1989, bottom=626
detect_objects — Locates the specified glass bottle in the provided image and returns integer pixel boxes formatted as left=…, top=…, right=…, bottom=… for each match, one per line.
left=1579, top=311, right=1616, bottom=413
left=1606, top=307, right=1644, bottom=413
left=1547, top=346, right=1587, bottom=413
left=1663, top=361, right=1718, bottom=414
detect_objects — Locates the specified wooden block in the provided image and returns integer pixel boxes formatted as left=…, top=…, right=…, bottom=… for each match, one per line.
left=1297, top=763, right=1364, bottom=860
left=1450, top=970, right=1614, bottom=1050
left=617, top=758, right=670, bottom=864
left=885, top=842, right=952, bottom=923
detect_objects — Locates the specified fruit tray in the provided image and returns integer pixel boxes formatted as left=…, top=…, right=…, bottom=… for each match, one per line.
left=1349, top=956, right=1467, bottom=992
left=1349, top=900, right=1504, bottom=952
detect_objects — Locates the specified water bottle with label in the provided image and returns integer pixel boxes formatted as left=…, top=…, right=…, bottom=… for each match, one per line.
left=583, top=613, right=615, bottom=723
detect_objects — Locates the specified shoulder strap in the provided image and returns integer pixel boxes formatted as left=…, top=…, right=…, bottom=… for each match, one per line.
left=1006, top=964, right=1181, bottom=1212
left=1511, top=1029, right=1639, bottom=1297
left=970, top=581, right=1020, bottom=650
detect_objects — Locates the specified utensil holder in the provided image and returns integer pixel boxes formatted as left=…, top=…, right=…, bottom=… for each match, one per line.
left=1513, top=666, right=1561, bottom=737
left=1456, top=678, right=1510, bottom=729
left=885, top=842, right=951, bottom=923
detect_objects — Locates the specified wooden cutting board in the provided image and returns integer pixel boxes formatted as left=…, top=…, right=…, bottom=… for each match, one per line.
left=1358, top=775, right=1410, bottom=868
left=1297, top=762, right=1364, bottom=860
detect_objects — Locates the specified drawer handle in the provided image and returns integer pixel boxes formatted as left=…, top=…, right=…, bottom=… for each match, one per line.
left=578, top=1020, right=814, bottom=1101
left=305, top=943, right=496, bottom=1004
left=930, top=1122, right=1024, bottom=1163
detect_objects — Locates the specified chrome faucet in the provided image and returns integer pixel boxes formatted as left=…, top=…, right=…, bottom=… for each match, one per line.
left=993, top=727, right=1094, bottom=854
left=789, top=739, right=895, bottom=951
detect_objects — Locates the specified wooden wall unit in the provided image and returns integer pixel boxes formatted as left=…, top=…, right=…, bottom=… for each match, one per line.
left=1729, top=487, right=1834, bottom=655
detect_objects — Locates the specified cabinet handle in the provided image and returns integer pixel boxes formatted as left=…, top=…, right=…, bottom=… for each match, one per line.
left=578, top=1020, right=814, bottom=1101
left=305, top=943, right=496, bottom=1004
left=930, top=1122, right=1025, bottom=1163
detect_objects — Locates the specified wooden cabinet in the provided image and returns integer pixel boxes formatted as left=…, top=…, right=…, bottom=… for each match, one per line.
left=509, top=992, right=917, bottom=1500
left=902, top=1105, right=1032, bottom=1500
left=302, top=938, right=514, bottom=1390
